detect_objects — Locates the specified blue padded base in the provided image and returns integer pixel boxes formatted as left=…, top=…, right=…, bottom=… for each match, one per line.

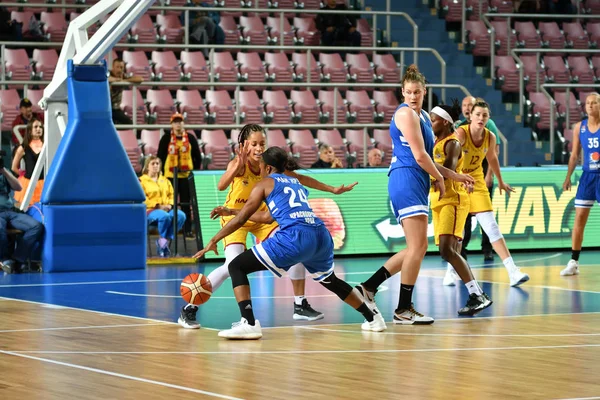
left=42, top=204, right=147, bottom=272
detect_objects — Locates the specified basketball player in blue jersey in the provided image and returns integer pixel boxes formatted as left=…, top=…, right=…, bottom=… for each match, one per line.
left=355, top=65, right=474, bottom=324
left=194, top=147, right=387, bottom=339
left=562, top=93, right=600, bottom=276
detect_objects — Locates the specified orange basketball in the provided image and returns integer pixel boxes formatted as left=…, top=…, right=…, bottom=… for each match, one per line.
left=180, top=273, right=213, bottom=305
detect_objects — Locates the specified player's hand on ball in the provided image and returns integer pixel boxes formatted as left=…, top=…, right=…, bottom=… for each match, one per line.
left=210, top=206, right=233, bottom=219
left=332, top=182, right=358, bottom=194
left=193, top=240, right=218, bottom=259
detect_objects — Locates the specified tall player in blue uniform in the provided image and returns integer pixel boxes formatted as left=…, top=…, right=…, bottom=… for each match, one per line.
left=562, top=93, right=600, bottom=276
left=355, top=65, right=474, bottom=324
left=194, top=147, right=387, bottom=339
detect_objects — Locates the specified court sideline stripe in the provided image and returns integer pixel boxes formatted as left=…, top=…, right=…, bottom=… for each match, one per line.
left=0, top=323, right=168, bottom=334
left=0, top=350, right=243, bottom=400
left=7, top=343, right=600, bottom=356
left=0, top=252, right=563, bottom=289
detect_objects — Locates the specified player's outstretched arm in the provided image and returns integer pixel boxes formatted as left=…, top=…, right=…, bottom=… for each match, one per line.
left=210, top=206, right=274, bottom=224
left=285, top=170, right=358, bottom=194
left=194, top=180, right=272, bottom=258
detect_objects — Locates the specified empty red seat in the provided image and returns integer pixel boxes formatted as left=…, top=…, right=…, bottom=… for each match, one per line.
left=32, top=49, right=59, bottom=81
left=263, top=90, right=292, bottom=124
left=117, top=130, right=143, bottom=173
left=544, top=55, right=571, bottom=85
left=293, top=17, right=321, bottom=46
left=266, top=16, right=296, bottom=48
left=201, top=129, right=233, bottom=170
left=41, top=12, right=68, bottom=42
left=212, top=52, right=241, bottom=88
left=292, top=52, right=320, bottom=83
left=372, top=90, right=399, bottom=122
left=554, top=91, right=581, bottom=129
left=372, top=54, right=401, bottom=89
left=156, top=14, right=184, bottom=43
left=345, top=90, right=376, bottom=124
left=4, top=49, right=32, bottom=82
left=346, top=53, right=375, bottom=86
left=25, top=89, right=44, bottom=115
left=465, top=20, right=491, bottom=57
left=587, top=22, right=600, bottom=45
left=238, top=90, right=265, bottom=124
left=152, top=51, right=184, bottom=85
left=539, top=22, right=567, bottom=51
left=528, top=92, right=557, bottom=130
left=344, top=129, right=372, bottom=166
left=240, top=16, right=268, bottom=46
left=491, top=20, right=518, bottom=55
left=319, top=53, right=349, bottom=84
left=265, top=129, right=291, bottom=153
left=494, top=56, right=520, bottom=93
left=373, top=129, right=393, bottom=166
left=120, top=89, right=147, bottom=124
left=319, top=90, right=347, bottom=124
left=441, top=0, right=463, bottom=22
left=180, top=51, right=209, bottom=82
left=521, top=55, right=548, bottom=93
left=219, top=16, right=242, bottom=46
left=563, top=22, right=592, bottom=50
left=141, top=129, right=161, bottom=156
left=0, top=89, right=21, bottom=131
left=264, top=52, right=294, bottom=88
left=289, top=129, right=318, bottom=168
left=290, top=90, right=321, bottom=124
left=176, top=89, right=207, bottom=125
left=122, top=50, right=153, bottom=81
left=514, top=21, right=542, bottom=49
left=237, top=52, right=267, bottom=83
left=130, top=13, right=158, bottom=44
left=205, top=90, right=235, bottom=125
left=356, top=18, right=373, bottom=47
left=147, top=89, right=176, bottom=125
left=568, top=56, right=594, bottom=85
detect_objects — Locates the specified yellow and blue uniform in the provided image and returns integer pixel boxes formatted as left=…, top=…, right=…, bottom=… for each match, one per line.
left=221, top=163, right=279, bottom=248
left=461, top=124, right=493, bottom=214
left=431, top=134, right=470, bottom=245
left=575, top=119, right=600, bottom=208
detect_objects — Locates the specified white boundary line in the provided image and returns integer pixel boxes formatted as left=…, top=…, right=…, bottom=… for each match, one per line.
left=0, top=323, right=168, bottom=334
left=0, top=252, right=563, bottom=289
left=0, top=350, right=243, bottom=400
left=6, top=343, right=600, bottom=356
left=295, top=326, right=600, bottom=337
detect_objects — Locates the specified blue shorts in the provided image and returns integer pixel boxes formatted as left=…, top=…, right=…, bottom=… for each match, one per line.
left=252, top=224, right=334, bottom=282
left=388, top=167, right=430, bottom=223
left=575, top=171, right=600, bottom=208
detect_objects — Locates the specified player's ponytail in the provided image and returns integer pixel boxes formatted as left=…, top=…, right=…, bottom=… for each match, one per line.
left=401, top=64, right=426, bottom=88
left=262, top=146, right=300, bottom=173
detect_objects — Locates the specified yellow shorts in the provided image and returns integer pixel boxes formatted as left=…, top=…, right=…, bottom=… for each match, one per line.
left=220, top=216, right=279, bottom=249
left=469, top=180, right=493, bottom=214
left=432, top=202, right=470, bottom=246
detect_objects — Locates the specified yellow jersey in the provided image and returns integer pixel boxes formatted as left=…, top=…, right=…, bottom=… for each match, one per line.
left=430, top=134, right=467, bottom=208
left=223, top=163, right=268, bottom=211
left=460, top=124, right=490, bottom=183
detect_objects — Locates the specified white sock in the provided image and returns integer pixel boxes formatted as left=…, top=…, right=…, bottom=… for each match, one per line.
left=465, top=280, right=483, bottom=296
left=503, top=256, right=516, bottom=271
left=446, top=262, right=453, bottom=271
left=184, top=303, right=197, bottom=310
left=294, top=295, right=306, bottom=306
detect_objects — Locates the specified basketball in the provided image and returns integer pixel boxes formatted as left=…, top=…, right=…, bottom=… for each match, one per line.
left=180, top=273, right=213, bottom=305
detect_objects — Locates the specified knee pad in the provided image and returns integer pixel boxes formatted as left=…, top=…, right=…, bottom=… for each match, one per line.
left=475, top=211, right=503, bottom=243
left=319, top=272, right=353, bottom=300
left=288, top=263, right=306, bottom=280
left=228, top=254, right=249, bottom=289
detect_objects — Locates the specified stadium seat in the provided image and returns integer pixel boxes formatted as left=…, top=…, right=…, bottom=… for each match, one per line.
left=317, top=129, right=349, bottom=167
left=372, top=90, right=399, bottom=122
left=41, top=12, right=68, bottom=43
left=373, top=128, right=393, bottom=166
left=554, top=91, right=582, bottom=129
left=266, top=16, right=296, bottom=48
left=237, top=52, right=267, bottom=83
left=25, top=89, right=44, bottom=115
left=120, top=89, right=147, bottom=124
left=122, top=50, right=153, bottom=81
left=514, top=21, right=542, bottom=49
left=4, top=49, right=33, bottom=82
left=356, top=19, right=373, bottom=47
left=32, top=49, right=59, bottom=81
left=491, top=20, right=518, bottom=55
left=130, top=13, right=158, bottom=44
left=201, top=129, right=233, bottom=170
left=265, top=129, right=291, bottom=153
left=176, top=89, right=207, bottom=125
left=117, top=130, right=143, bottom=173
left=372, top=54, right=401, bottom=88
left=219, top=16, right=243, bottom=45
left=290, top=90, right=321, bottom=124
left=146, top=89, right=177, bottom=125
left=319, top=53, right=349, bottom=84
left=240, top=16, right=268, bottom=47
left=539, top=22, right=567, bottom=52
left=293, top=17, right=321, bottom=46
left=563, top=22, right=592, bottom=50
left=465, top=20, right=491, bottom=57
left=568, top=56, right=595, bottom=85
left=543, top=55, right=571, bottom=85
left=494, top=56, right=520, bottom=93
left=156, top=14, right=184, bottom=43
left=205, top=90, right=235, bottom=125
left=237, top=90, right=265, bottom=124
left=344, top=129, right=372, bottom=166
left=180, top=51, right=209, bottom=83
left=141, top=129, right=161, bottom=156
left=527, top=92, right=557, bottom=131
left=288, top=129, right=318, bottom=168
left=263, top=90, right=292, bottom=124
left=345, top=90, right=377, bottom=124
left=264, top=52, right=294, bottom=88
left=212, top=52, right=241, bottom=88
left=346, top=53, right=376, bottom=87
left=318, top=90, right=348, bottom=124
left=0, top=89, right=21, bottom=131
left=291, top=52, right=321, bottom=83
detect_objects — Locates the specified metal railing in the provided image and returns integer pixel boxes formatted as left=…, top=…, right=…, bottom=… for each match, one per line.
left=541, top=83, right=600, bottom=163
left=481, top=13, right=600, bottom=81
left=511, top=48, right=600, bottom=116
left=1, top=1, right=419, bottom=61
left=0, top=42, right=445, bottom=98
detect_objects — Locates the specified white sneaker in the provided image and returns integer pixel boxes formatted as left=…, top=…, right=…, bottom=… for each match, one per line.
left=509, top=267, right=530, bottom=287
left=361, top=308, right=387, bottom=332
left=393, top=304, right=434, bottom=325
left=355, top=284, right=379, bottom=313
left=218, top=318, right=262, bottom=340
left=443, top=267, right=460, bottom=286
left=560, top=260, right=580, bottom=276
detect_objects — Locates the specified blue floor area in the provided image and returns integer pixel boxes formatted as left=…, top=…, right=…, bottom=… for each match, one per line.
left=1, top=251, right=598, bottom=329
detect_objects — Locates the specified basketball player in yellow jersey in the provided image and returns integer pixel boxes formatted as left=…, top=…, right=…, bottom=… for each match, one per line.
left=454, top=100, right=530, bottom=287
left=178, top=124, right=358, bottom=329
left=430, top=104, right=492, bottom=316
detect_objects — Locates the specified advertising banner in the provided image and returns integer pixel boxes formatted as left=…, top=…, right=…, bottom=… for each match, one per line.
left=193, top=167, right=599, bottom=259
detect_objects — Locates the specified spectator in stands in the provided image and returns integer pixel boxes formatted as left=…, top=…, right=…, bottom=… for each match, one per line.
left=140, top=155, right=186, bottom=257
left=311, top=143, right=343, bottom=168
left=157, top=113, right=202, bottom=237
left=546, top=0, right=575, bottom=14
left=11, top=98, right=44, bottom=146
left=367, top=148, right=383, bottom=167
left=0, top=157, right=44, bottom=274
left=109, top=58, right=143, bottom=126
left=181, top=1, right=225, bottom=56
left=11, top=118, right=44, bottom=208
left=316, top=0, right=361, bottom=50
left=0, top=6, right=22, bottom=41
left=513, top=0, right=544, bottom=13
left=456, top=96, right=501, bottom=262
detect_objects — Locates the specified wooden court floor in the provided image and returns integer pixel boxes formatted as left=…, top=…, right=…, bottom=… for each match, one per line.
left=1, top=251, right=599, bottom=399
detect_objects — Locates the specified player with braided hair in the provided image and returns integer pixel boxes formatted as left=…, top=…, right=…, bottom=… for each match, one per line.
left=178, top=124, right=357, bottom=329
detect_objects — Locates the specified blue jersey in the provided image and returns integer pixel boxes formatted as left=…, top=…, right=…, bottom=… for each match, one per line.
left=388, top=103, right=435, bottom=174
left=580, top=119, right=600, bottom=173
left=265, top=173, right=325, bottom=230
